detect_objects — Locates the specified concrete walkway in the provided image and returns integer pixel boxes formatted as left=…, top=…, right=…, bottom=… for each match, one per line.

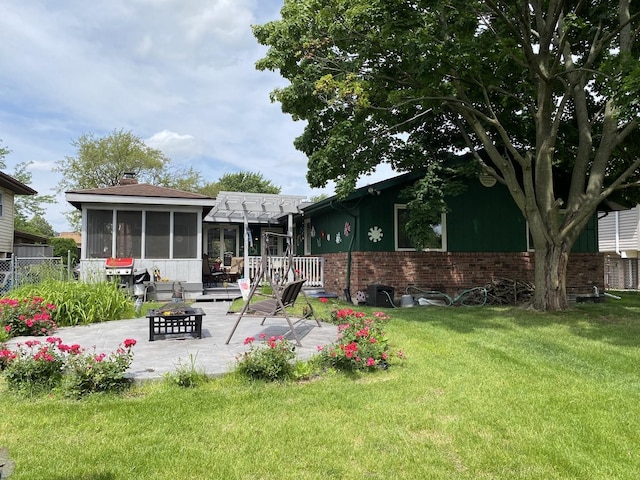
left=6, top=301, right=339, bottom=382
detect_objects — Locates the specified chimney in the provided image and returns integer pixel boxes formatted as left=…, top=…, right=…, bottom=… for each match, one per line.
left=119, top=172, right=138, bottom=185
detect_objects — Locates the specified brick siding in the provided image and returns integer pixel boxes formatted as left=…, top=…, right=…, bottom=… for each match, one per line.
left=321, top=251, right=604, bottom=299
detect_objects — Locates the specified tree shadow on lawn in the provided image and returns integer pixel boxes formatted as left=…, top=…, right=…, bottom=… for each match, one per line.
left=396, top=294, right=640, bottom=348
left=51, top=473, right=115, bottom=480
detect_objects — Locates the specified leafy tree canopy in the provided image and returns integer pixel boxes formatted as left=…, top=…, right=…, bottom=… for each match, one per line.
left=255, top=0, right=640, bottom=310
left=208, top=171, right=281, bottom=196
left=55, top=129, right=213, bottom=230
left=55, top=129, right=205, bottom=191
left=0, top=141, right=56, bottom=237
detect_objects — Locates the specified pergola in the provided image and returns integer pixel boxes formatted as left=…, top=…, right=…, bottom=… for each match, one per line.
left=204, top=191, right=308, bottom=279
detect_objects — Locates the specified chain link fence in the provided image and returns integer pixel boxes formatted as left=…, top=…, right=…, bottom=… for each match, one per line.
left=0, top=257, right=70, bottom=293
left=605, top=256, right=639, bottom=290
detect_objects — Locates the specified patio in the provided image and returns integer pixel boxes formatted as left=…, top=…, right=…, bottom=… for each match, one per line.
left=5, top=301, right=338, bottom=381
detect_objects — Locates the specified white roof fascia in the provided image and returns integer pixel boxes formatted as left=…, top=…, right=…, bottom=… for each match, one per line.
left=65, top=193, right=216, bottom=208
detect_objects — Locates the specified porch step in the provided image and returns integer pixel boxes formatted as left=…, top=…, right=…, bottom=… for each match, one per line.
left=196, top=286, right=242, bottom=303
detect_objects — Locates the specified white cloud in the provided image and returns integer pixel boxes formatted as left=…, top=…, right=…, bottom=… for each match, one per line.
left=0, top=0, right=397, bottom=234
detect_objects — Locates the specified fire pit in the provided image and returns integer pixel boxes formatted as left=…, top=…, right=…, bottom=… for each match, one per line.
left=146, top=302, right=205, bottom=341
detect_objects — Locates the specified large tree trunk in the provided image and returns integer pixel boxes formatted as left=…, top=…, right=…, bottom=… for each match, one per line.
left=533, top=244, right=570, bottom=311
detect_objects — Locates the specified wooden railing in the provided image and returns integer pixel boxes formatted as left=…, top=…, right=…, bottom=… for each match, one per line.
left=247, top=256, right=324, bottom=288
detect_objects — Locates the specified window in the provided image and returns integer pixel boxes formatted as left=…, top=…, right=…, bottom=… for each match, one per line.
left=207, top=226, right=239, bottom=261
left=86, top=210, right=113, bottom=258
left=395, top=205, right=445, bottom=251
left=145, top=211, right=170, bottom=258
left=0, top=192, right=4, bottom=217
left=116, top=211, right=142, bottom=258
left=173, top=212, right=197, bottom=258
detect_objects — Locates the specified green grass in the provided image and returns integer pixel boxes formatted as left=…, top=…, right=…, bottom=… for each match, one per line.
left=2, top=293, right=640, bottom=478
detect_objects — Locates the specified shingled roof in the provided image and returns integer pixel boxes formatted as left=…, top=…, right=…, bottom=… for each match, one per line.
left=65, top=183, right=215, bottom=210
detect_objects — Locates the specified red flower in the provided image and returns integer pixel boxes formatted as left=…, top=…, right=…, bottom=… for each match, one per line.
left=123, top=338, right=137, bottom=348
left=244, top=337, right=255, bottom=345
left=319, top=297, right=328, bottom=303
left=366, top=358, right=376, bottom=367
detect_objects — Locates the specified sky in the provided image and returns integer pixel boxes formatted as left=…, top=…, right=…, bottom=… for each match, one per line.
left=0, top=0, right=395, bottom=234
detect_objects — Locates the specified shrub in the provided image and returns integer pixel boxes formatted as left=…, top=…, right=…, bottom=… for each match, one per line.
left=0, top=297, right=57, bottom=338
left=2, top=338, right=65, bottom=394
left=235, top=334, right=296, bottom=381
left=0, top=337, right=137, bottom=398
left=62, top=338, right=137, bottom=398
left=319, top=308, right=401, bottom=371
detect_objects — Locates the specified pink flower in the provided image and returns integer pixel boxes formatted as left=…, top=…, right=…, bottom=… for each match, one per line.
left=95, top=353, right=106, bottom=362
left=366, top=358, right=376, bottom=367
left=4, top=325, right=10, bottom=332
left=244, top=337, right=255, bottom=345
left=123, top=338, right=137, bottom=348
left=319, top=297, right=328, bottom=303
left=259, top=333, right=266, bottom=339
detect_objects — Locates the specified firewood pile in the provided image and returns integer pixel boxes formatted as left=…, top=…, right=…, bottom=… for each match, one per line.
left=483, top=278, right=535, bottom=305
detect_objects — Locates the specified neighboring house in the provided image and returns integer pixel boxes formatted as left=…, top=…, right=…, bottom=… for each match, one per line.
left=14, top=229, right=53, bottom=257
left=295, top=170, right=603, bottom=299
left=0, top=171, right=37, bottom=258
left=599, top=206, right=640, bottom=289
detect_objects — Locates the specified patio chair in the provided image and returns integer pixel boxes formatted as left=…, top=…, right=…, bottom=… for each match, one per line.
left=203, top=254, right=227, bottom=286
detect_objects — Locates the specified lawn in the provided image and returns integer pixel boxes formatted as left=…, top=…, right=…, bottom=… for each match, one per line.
left=2, top=293, right=640, bottom=479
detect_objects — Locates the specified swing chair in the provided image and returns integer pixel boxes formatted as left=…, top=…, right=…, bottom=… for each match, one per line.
left=226, top=232, right=321, bottom=346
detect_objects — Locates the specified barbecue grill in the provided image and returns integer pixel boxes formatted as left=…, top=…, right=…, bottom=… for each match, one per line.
left=105, top=257, right=134, bottom=288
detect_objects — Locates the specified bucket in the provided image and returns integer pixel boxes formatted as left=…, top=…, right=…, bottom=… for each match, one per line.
left=400, top=294, right=414, bottom=308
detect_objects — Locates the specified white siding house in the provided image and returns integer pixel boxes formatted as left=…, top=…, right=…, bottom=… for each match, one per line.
left=0, top=172, right=37, bottom=257
left=599, top=206, right=640, bottom=289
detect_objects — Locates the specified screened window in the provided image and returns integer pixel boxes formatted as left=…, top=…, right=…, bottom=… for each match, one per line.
left=86, top=210, right=113, bottom=258
left=116, top=211, right=142, bottom=258
left=145, top=211, right=170, bottom=258
left=173, top=212, right=197, bottom=258
left=395, top=205, right=445, bottom=251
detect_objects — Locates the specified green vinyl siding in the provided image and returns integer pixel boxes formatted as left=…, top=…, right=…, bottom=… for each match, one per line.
left=446, top=180, right=527, bottom=252
left=301, top=173, right=599, bottom=255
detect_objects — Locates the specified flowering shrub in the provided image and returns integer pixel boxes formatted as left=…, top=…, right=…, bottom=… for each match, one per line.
left=0, top=337, right=137, bottom=397
left=235, top=334, right=296, bottom=381
left=1, top=338, right=65, bottom=394
left=62, top=338, right=137, bottom=398
left=0, top=297, right=57, bottom=338
left=320, top=308, right=402, bottom=371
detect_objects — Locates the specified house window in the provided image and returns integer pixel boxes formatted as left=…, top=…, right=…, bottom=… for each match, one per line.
left=173, top=212, right=197, bottom=258
left=395, top=205, right=445, bottom=251
left=116, top=211, right=142, bottom=258
left=86, top=209, right=113, bottom=258
left=207, top=225, right=239, bottom=261
left=145, top=211, right=170, bottom=258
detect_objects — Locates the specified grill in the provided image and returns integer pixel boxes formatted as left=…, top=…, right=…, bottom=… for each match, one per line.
left=105, top=257, right=134, bottom=287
